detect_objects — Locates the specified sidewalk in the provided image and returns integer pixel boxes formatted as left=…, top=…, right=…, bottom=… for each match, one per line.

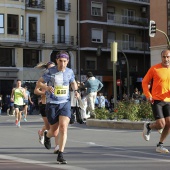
left=86, top=119, right=144, bottom=130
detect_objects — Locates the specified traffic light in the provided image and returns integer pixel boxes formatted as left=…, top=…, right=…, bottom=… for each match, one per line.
left=149, top=20, right=156, bottom=37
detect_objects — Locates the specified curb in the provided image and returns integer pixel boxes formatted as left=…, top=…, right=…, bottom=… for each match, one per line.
left=86, top=119, right=144, bottom=130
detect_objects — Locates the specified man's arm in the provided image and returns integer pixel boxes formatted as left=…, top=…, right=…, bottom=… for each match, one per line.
left=34, top=82, right=46, bottom=96
left=70, top=80, right=80, bottom=98
left=10, top=88, right=14, bottom=102
left=37, top=77, right=54, bottom=94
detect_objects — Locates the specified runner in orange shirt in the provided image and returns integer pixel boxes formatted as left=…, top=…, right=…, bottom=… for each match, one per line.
left=142, top=49, right=170, bottom=153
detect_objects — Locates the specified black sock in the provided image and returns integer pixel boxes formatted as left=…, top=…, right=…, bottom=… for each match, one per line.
left=58, top=151, right=63, bottom=157
left=157, top=142, right=163, bottom=147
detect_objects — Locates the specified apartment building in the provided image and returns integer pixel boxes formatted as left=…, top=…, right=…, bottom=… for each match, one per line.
left=79, top=0, right=150, bottom=98
left=0, top=0, right=77, bottom=100
left=150, top=0, right=169, bottom=65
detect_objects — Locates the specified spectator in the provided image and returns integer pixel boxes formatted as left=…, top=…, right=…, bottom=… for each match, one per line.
left=84, top=72, right=103, bottom=118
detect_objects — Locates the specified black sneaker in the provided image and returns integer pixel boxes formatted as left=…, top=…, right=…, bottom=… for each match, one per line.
left=57, top=154, right=67, bottom=164
left=44, top=130, right=51, bottom=149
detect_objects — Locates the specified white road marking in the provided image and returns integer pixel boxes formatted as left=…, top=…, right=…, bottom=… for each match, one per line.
left=0, top=154, right=88, bottom=170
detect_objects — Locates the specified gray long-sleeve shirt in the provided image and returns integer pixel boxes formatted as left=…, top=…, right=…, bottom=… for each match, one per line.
left=84, top=77, right=103, bottom=94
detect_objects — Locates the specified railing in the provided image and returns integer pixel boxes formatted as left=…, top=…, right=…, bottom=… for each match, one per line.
left=107, top=13, right=148, bottom=27
left=56, top=2, right=71, bottom=12
left=25, top=0, right=45, bottom=9
left=116, top=0, right=150, bottom=3
left=108, top=40, right=149, bottom=51
left=25, top=32, right=45, bottom=43
left=52, top=35, right=74, bottom=45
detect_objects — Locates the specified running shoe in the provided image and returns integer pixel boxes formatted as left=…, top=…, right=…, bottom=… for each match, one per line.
left=156, top=144, right=169, bottom=153
left=17, top=121, right=21, bottom=128
left=44, top=130, right=51, bottom=149
left=24, top=118, right=27, bottom=122
left=142, top=122, right=151, bottom=141
left=15, top=120, right=18, bottom=126
left=57, top=153, right=67, bottom=164
left=38, top=130, right=44, bottom=145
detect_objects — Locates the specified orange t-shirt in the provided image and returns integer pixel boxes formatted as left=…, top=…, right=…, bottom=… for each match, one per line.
left=142, top=63, right=170, bottom=102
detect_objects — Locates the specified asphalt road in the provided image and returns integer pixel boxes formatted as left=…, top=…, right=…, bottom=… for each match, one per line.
left=1, top=114, right=170, bottom=170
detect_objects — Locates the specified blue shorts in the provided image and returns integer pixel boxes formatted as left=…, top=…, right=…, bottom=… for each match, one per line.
left=24, top=100, right=29, bottom=106
left=46, top=101, right=71, bottom=125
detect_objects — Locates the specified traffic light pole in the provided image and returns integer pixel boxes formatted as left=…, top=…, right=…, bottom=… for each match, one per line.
left=156, top=28, right=170, bottom=49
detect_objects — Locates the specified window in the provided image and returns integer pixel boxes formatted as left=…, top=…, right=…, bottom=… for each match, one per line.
left=122, top=34, right=136, bottom=50
left=0, top=48, right=15, bottom=67
left=85, top=57, right=97, bottom=70
left=91, top=29, right=103, bottom=43
left=7, top=14, right=19, bottom=35
left=29, top=17, right=37, bottom=41
left=21, top=15, right=24, bottom=36
left=23, top=49, right=40, bottom=67
left=58, top=20, right=65, bottom=43
left=91, top=2, right=103, bottom=16
left=57, top=0, right=65, bottom=11
left=107, top=32, right=116, bottom=47
left=0, top=14, right=4, bottom=34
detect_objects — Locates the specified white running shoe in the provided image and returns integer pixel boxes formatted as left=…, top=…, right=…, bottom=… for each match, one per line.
left=156, top=144, right=169, bottom=153
left=143, top=122, right=151, bottom=141
left=38, top=130, right=44, bottom=145
left=17, top=121, right=21, bottom=128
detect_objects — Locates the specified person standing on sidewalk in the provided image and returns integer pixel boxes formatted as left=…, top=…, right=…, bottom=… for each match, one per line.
left=36, top=51, right=79, bottom=164
left=11, top=79, right=26, bottom=127
left=142, top=49, right=170, bottom=153
left=84, top=72, right=103, bottom=118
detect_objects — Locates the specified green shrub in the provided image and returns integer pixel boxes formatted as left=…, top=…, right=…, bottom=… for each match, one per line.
left=95, top=101, right=154, bottom=121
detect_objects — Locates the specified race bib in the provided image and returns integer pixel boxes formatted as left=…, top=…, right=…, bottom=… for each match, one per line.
left=54, top=85, right=68, bottom=97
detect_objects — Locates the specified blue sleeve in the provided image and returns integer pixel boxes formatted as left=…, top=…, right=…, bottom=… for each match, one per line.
left=69, top=69, right=75, bottom=83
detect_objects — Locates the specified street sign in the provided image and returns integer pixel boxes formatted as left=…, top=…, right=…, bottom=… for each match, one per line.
left=116, top=79, right=121, bottom=86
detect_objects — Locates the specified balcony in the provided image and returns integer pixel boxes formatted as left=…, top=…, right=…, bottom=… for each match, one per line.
left=0, top=34, right=25, bottom=47
left=25, top=32, right=45, bottom=43
left=107, top=14, right=148, bottom=28
left=56, top=2, right=71, bottom=13
left=25, top=0, right=45, bottom=10
left=107, top=40, right=149, bottom=52
left=52, top=35, right=74, bottom=46
left=109, top=0, right=150, bottom=5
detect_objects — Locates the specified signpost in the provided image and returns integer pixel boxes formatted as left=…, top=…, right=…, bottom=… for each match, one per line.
left=116, top=79, right=121, bottom=86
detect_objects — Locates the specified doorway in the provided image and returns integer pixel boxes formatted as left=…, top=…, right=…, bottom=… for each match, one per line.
left=0, top=80, right=14, bottom=111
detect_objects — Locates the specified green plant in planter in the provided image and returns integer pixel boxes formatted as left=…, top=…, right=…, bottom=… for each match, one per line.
left=94, top=100, right=154, bottom=121
left=95, top=108, right=110, bottom=120
left=138, top=101, right=154, bottom=121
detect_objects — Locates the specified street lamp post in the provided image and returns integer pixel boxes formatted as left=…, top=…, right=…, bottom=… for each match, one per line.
left=111, top=42, right=118, bottom=108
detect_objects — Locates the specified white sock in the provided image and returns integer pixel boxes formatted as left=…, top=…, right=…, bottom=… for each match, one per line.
left=54, top=145, right=59, bottom=151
